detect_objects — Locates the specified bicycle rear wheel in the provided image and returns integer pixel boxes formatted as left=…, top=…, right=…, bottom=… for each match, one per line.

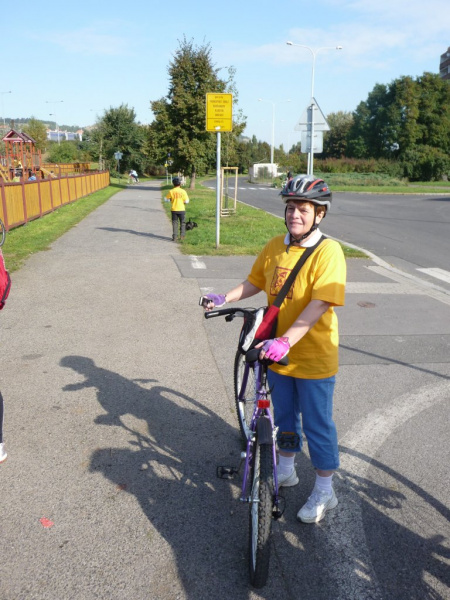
left=234, top=350, right=257, bottom=441
left=0, top=219, right=6, bottom=247
left=249, top=442, right=274, bottom=588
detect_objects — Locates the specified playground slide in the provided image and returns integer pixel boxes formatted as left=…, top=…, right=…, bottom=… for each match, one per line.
left=0, top=164, right=11, bottom=182
left=40, top=167, right=58, bottom=179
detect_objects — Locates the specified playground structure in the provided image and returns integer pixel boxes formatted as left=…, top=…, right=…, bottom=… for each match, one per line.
left=0, top=129, right=109, bottom=232
left=0, top=129, right=42, bottom=182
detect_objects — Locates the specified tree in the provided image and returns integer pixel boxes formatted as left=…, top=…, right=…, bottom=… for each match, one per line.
left=46, top=140, right=82, bottom=163
left=148, top=37, right=246, bottom=189
left=322, top=111, right=354, bottom=158
left=22, top=117, right=48, bottom=151
left=91, top=104, right=146, bottom=174
left=347, top=73, right=450, bottom=164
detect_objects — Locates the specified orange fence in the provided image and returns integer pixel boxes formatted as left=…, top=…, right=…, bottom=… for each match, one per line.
left=0, top=171, right=110, bottom=230
left=41, top=163, right=91, bottom=176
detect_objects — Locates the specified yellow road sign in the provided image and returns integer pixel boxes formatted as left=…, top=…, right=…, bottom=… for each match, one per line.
left=206, top=93, right=233, bottom=132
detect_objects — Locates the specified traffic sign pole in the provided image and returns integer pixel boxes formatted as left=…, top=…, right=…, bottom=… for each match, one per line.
left=216, top=131, right=221, bottom=248
left=206, top=93, right=233, bottom=248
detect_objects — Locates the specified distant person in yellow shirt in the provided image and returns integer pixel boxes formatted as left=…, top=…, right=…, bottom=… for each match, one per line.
left=165, top=177, right=190, bottom=241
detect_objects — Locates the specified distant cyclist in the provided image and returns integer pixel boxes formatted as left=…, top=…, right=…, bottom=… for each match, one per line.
left=201, top=174, right=347, bottom=524
left=129, top=169, right=139, bottom=183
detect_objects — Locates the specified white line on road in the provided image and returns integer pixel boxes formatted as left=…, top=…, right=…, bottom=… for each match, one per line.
left=416, top=267, right=450, bottom=284
left=190, top=256, right=206, bottom=269
left=329, top=380, right=449, bottom=599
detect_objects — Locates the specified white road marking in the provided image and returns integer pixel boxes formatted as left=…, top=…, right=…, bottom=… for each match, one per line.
left=328, top=380, right=449, bottom=599
left=190, top=256, right=206, bottom=269
left=416, top=268, right=450, bottom=284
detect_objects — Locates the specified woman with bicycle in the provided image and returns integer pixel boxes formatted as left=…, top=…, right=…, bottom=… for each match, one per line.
left=202, top=174, right=346, bottom=524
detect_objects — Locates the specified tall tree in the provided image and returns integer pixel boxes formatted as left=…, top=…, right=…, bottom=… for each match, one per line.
left=149, top=38, right=246, bottom=189
left=347, top=73, right=450, bottom=160
left=322, top=111, right=353, bottom=158
left=92, top=104, right=146, bottom=174
left=22, top=117, right=48, bottom=151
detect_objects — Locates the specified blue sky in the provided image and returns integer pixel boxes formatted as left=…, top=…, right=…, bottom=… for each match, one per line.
left=3, top=0, right=449, bottom=150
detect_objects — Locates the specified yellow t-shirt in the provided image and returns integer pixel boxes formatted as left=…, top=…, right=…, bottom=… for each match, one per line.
left=248, top=235, right=346, bottom=379
left=166, top=187, right=189, bottom=211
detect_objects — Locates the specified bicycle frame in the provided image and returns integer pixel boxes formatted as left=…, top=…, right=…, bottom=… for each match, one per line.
left=239, top=358, right=280, bottom=509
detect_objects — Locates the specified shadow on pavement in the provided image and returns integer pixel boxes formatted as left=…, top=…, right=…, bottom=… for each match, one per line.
left=59, top=356, right=449, bottom=599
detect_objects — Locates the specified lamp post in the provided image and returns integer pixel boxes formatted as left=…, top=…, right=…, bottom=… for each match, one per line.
left=45, top=100, right=64, bottom=144
left=286, top=42, right=342, bottom=175
left=258, top=98, right=291, bottom=177
left=1, top=90, right=12, bottom=130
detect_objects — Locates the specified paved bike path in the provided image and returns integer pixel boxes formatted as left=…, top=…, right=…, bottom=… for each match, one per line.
left=1, top=181, right=448, bottom=600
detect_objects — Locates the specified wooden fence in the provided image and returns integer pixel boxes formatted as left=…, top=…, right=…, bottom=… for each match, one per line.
left=0, top=171, right=110, bottom=231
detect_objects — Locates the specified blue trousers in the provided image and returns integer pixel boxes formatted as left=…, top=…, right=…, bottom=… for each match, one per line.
left=267, top=370, right=339, bottom=471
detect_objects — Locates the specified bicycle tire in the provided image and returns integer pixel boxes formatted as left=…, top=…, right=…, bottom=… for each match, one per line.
left=0, top=219, right=5, bottom=247
left=234, top=350, right=257, bottom=441
left=249, top=442, right=273, bottom=589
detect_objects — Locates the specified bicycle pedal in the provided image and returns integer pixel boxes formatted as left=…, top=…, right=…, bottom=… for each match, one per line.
left=216, top=465, right=238, bottom=480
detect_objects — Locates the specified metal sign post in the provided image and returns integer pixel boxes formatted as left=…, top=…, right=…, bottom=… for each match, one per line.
left=206, top=93, right=233, bottom=248
left=114, top=151, right=123, bottom=176
left=216, top=130, right=221, bottom=247
left=294, top=98, right=330, bottom=175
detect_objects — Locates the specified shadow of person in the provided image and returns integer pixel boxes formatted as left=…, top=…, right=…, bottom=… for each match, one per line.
left=60, top=355, right=266, bottom=598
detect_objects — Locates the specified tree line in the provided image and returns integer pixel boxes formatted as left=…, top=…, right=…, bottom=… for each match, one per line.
left=10, top=39, right=450, bottom=183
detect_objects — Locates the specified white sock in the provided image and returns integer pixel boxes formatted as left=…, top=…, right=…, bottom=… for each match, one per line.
left=314, top=473, right=333, bottom=494
left=278, top=455, right=295, bottom=476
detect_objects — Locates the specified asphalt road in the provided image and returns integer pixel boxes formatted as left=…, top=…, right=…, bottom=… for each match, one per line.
left=1, top=181, right=449, bottom=600
left=206, top=177, right=450, bottom=292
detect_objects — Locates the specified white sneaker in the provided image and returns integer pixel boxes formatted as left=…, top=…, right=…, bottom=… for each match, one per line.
left=278, top=468, right=299, bottom=487
left=0, top=443, right=7, bottom=464
left=297, top=488, right=338, bottom=523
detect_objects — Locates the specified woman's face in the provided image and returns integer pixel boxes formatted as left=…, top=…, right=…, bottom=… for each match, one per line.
left=285, top=200, right=324, bottom=240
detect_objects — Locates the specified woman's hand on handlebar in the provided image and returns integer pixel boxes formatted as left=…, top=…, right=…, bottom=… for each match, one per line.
left=257, top=337, right=290, bottom=362
left=199, top=294, right=227, bottom=311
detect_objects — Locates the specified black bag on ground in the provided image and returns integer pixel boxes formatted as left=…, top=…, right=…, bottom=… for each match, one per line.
left=186, top=219, right=198, bottom=231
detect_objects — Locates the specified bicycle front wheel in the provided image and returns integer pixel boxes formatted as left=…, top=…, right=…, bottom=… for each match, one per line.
left=234, top=350, right=257, bottom=441
left=249, top=442, right=274, bottom=589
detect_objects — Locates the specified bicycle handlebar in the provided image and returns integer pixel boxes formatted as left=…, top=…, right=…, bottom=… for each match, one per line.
left=204, top=307, right=257, bottom=320
left=204, top=306, right=289, bottom=366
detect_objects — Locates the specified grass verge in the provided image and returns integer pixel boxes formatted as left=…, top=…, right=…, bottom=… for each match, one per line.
left=162, top=181, right=367, bottom=258
left=2, top=177, right=127, bottom=272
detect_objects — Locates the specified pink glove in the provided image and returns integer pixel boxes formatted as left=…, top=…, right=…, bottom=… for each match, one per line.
left=199, top=294, right=227, bottom=309
left=261, top=337, right=290, bottom=361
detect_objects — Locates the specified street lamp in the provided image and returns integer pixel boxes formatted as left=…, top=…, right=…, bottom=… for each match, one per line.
left=258, top=98, right=291, bottom=173
left=45, top=100, right=64, bottom=144
left=286, top=42, right=342, bottom=175
left=1, top=90, right=12, bottom=130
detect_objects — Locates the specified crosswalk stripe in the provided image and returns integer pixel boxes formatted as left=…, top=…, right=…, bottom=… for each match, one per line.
left=416, top=268, right=450, bottom=284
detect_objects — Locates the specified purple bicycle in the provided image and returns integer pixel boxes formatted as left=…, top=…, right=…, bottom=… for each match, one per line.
left=204, top=306, right=288, bottom=588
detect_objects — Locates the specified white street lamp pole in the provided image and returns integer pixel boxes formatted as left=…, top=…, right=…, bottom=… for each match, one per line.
left=1, top=90, right=12, bottom=130
left=286, top=42, right=342, bottom=175
left=258, top=98, right=291, bottom=177
left=45, top=100, right=64, bottom=145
